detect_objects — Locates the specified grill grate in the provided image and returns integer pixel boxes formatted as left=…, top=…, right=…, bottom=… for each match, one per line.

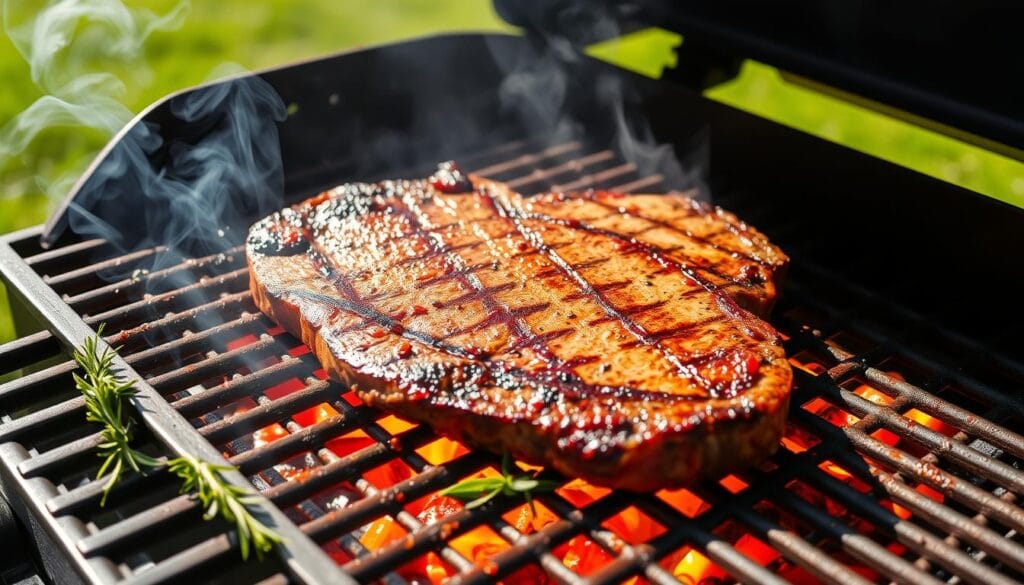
left=2, top=140, right=1024, bottom=585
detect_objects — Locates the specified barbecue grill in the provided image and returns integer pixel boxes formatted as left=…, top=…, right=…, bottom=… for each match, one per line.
left=3, top=2, right=1024, bottom=584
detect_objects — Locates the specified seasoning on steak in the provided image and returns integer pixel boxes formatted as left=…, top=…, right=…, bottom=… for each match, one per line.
left=247, top=163, right=792, bottom=491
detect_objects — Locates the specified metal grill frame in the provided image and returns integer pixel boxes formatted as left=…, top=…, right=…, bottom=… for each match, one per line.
left=2, top=31, right=1024, bottom=585
left=0, top=228, right=353, bottom=585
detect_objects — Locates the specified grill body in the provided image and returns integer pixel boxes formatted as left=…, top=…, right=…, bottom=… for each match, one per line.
left=1, top=32, right=1024, bottom=585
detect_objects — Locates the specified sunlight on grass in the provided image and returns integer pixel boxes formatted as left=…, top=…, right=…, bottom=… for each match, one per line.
left=707, top=61, right=1024, bottom=208
left=586, top=27, right=1024, bottom=209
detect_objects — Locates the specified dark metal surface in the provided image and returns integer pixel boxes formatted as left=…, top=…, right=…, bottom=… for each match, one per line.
left=497, top=0, right=1024, bottom=158
left=2, top=31, right=1024, bottom=585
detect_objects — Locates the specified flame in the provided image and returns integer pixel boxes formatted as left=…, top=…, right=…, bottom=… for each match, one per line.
left=603, top=507, right=666, bottom=545
left=905, top=408, right=956, bottom=435
left=416, top=436, right=469, bottom=465
left=360, top=495, right=554, bottom=584
left=293, top=402, right=338, bottom=427
left=735, top=534, right=779, bottom=566
left=781, top=424, right=820, bottom=453
left=853, top=384, right=893, bottom=405
left=870, top=428, right=900, bottom=446
left=557, top=478, right=611, bottom=508
left=265, top=377, right=306, bottom=400
left=253, top=423, right=288, bottom=447
left=672, top=549, right=726, bottom=584
left=819, top=460, right=853, bottom=481
left=359, top=514, right=407, bottom=551
left=255, top=339, right=800, bottom=582
left=378, top=414, right=416, bottom=434
left=656, top=488, right=709, bottom=518
left=788, top=356, right=826, bottom=375
left=803, top=397, right=860, bottom=427
left=561, top=536, right=613, bottom=577
left=888, top=500, right=912, bottom=520
left=720, top=474, right=748, bottom=494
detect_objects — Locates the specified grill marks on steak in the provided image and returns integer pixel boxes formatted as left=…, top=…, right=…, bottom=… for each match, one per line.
left=247, top=171, right=792, bottom=490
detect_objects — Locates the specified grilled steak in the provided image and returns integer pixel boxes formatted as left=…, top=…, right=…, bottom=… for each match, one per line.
left=247, top=164, right=792, bottom=491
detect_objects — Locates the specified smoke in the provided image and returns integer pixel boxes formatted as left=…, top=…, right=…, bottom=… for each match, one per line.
left=1, top=0, right=286, bottom=267
left=600, top=74, right=710, bottom=197
left=61, top=68, right=287, bottom=263
left=487, top=9, right=706, bottom=197
left=1, top=0, right=189, bottom=201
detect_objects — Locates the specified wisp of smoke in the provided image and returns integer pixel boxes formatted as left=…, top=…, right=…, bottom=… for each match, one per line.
left=62, top=70, right=287, bottom=266
left=487, top=6, right=707, bottom=198
left=1, top=0, right=190, bottom=197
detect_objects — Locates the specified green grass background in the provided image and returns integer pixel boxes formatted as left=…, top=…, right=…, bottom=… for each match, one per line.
left=3, top=0, right=1024, bottom=344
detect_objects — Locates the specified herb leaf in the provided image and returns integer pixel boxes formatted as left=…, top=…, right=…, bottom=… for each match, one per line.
left=166, top=454, right=283, bottom=560
left=74, top=329, right=283, bottom=559
left=73, top=327, right=161, bottom=505
left=439, top=452, right=558, bottom=512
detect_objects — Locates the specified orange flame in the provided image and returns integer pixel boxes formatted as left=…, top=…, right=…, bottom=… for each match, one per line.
left=905, top=408, right=956, bottom=435
left=672, top=549, right=726, bottom=584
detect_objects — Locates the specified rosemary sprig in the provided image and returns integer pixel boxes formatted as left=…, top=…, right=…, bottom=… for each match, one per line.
left=73, top=330, right=282, bottom=560
left=167, top=454, right=282, bottom=560
left=72, top=328, right=161, bottom=505
left=439, top=452, right=558, bottom=513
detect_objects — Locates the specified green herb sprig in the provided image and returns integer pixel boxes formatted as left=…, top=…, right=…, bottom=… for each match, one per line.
left=72, top=329, right=161, bottom=505
left=73, top=330, right=282, bottom=560
left=167, top=454, right=282, bottom=560
left=439, top=452, right=558, bottom=513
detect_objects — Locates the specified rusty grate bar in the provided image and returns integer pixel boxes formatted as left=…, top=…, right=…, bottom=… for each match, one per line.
left=2, top=141, right=1024, bottom=585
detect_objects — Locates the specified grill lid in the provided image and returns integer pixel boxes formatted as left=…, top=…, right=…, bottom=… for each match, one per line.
left=495, top=0, right=1024, bottom=159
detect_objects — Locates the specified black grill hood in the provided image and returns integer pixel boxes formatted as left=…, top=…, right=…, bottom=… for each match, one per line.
left=496, top=0, right=1024, bottom=159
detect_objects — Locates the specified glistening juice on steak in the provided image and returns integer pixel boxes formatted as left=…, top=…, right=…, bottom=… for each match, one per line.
left=246, top=162, right=793, bottom=491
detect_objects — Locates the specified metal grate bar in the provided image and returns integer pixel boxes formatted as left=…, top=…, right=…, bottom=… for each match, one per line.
left=24, top=237, right=107, bottom=271
left=875, top=469, right=1024, bottom=573
left=124, top=311, right=265, bottom=372
left=198, top=379, right=332, bottom=444
left=18, top=431, right=107, bottom=478
left=148, top=334, right=281, bottom=393
left=786, top=269, right=1018, bottom=410
left=0, top=329, right=60, bottom=375
left=0, top=394, right=87, bottom=443
left=78, top=494, right=197, bottom=557
left=0, top=360, right=76, bottom=408
left=228, top=409, right=373, bottom=475
left=504, top=150, right=616, bottom=190
left=43, top=245, right=171, bottom=294
left=120, top=533, right=237, bottom=585
left=171, top=355, right=309, bottom=418
left=610, top=174, right=665, bottom=193
left=113, top=291, right=254, bottom=351
left=46, top=463, right=171, bottom=517
left=262, top=426, right=427, bottom=508
left=66, top=246, right=245, bottom=314
left=552, top=162, right=638, bottom=192
left=470, top=142, right=583, bottom=177
left=82, top=267, right=249, bottom=330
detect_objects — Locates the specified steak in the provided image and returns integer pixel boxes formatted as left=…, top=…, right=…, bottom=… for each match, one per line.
left=247, top=164, right=792, bottom=491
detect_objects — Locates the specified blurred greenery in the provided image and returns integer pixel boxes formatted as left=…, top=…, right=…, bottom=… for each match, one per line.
left=0, top=0, right=512, bottom=235
left=2, top=3, right=1024, bottom=346
left=0, top=0, right=511, bottom=342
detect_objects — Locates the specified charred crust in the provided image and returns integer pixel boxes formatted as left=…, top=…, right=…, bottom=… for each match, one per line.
left=246, top=175, right=793, bottom=491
